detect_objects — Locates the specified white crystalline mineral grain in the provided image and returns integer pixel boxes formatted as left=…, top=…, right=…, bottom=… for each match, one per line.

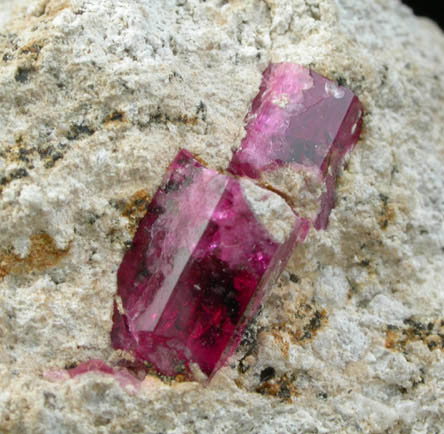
left=0, top=0, right=443, bottom=433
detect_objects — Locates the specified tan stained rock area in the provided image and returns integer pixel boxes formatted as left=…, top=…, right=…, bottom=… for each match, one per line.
left=0, top=0, right=443, bottom=432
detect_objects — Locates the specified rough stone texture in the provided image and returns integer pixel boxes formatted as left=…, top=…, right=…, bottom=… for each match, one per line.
left=0, top=0, right=443, bottom=432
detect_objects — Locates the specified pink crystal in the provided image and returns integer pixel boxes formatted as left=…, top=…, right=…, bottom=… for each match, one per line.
left=43, top=360, right=142, bottom=392
left=112, top=149, right=308, bottom=377
left=228, top=63, right=363, bottom=229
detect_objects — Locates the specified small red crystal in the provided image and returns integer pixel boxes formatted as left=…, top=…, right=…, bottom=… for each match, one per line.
left=44, top=360, right=142, bottom=392
left=112, top=150, right=308, bottom=377
left=228, top=63, right=363, bottom=229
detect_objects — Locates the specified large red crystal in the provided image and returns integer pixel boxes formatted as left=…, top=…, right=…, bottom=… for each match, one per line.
left=112, top=150, right=308, bottom=377
left=228, top=63, right=363, bottom=229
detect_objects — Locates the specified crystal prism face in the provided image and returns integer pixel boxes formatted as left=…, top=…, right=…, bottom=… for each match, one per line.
left=228, top=63, right=363, bottom=229
left=112, top=149, right=309, bottom=377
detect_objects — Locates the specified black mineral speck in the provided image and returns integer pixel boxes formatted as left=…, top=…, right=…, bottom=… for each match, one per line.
left=278, top=383, right=291, bottom=399
left=43, top=392, right=57, bottom=409
left=238, top=359, right=250, bottom=374
left=38, top=145, right=54, bottom=158
left=109, top=111, right=124, bottom=121
left=64, top=362, right=77, bottom=369
left=196, top=101, right=207, bottom=121
left=379, top=193, right=389, bottom=205
left=309, top=315, right=321, bottom=330
left=15, top=67, right=32, bottom=83
left=260, top=366, right=275, bottom=382
left=289, top=273, right=299, bottom=283
left=52, top=152, right=63, bottom=162
left=336, top=76, right=347, bottom=87
left=427, top=340, right=437, bottom=350
left=44, top=161, right=55, bottom=169
left=19, top=148, right=31, bottom=162
left=67, top=124, right=95, bottom=141
left=10, top=168, right=28, bottom=179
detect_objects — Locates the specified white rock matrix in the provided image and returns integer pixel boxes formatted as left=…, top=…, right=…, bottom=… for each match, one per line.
left=0, top=0, right=443, bottom=432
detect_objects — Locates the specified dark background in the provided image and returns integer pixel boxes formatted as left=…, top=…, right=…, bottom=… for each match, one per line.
left=402, top=1, right=444, bottom=30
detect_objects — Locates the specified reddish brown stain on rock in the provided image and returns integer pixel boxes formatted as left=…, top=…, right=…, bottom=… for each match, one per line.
left=0, top=233, right=70, bottom=279
left=256, top=373, right=298, bottom=402
left=121, top=189, right=151, bottom=235
left=104, top=110, right=127, bottom=127
left=385, top=319, right=444, bottom=352
left=289, top=304, right=328, bottom=344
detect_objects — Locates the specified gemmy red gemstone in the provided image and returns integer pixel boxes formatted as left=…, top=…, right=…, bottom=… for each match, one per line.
left=228, top=63, right=363, bottom=229
left=112, top=150, right=309, bottom=377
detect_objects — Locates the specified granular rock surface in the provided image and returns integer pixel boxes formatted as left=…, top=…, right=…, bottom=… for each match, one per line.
left=0, top=0, right=443, bottom=432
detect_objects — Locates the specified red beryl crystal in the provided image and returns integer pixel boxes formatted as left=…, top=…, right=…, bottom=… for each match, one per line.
left=43, top=360, right=142, bottom=392
left=112, top=149, right=309, bottom=377
left=228, top=63, right=363, bottom=230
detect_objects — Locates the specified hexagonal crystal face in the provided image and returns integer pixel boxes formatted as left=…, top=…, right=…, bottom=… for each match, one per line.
left=112, top=150, right=308, bottom=377
left=229, top=63, right=363, bottom=229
